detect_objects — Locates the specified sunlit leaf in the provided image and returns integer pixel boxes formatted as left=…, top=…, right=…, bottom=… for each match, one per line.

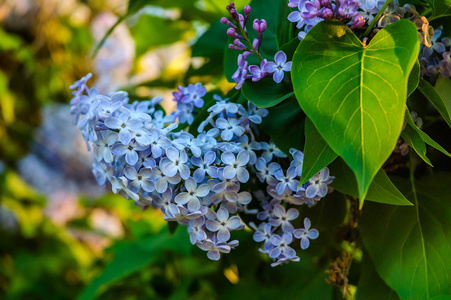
left=292, top=19, right=419, bottom=201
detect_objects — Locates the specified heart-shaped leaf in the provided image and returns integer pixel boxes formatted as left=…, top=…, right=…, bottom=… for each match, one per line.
left=292, top=19, right=419, bottom=201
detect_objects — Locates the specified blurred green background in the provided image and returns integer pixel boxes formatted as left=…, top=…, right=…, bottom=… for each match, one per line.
left=0, top=0, right=346, bottom=299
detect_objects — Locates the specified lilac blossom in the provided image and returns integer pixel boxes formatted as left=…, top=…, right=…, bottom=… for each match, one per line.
left=206, top=207, right=242, bottom=242
left=293, top=218, right=319, bottom=249
left=269, top=204, right=299, bottom=233
left=104, top=112, right=142, bottom=145
left=175, top=178, right=210, bottom=211
left=221, top=151, right=250, bottom=183
left=264, top=51, right=292, bottom=83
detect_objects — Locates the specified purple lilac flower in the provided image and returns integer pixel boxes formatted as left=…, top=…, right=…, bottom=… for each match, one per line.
left=260, top=141, right=287, bottom=162
left=69, top=73, right=92, bottom=105
left=94, top=132, right=118, bottom=163
left=162, top=147, right=190, bottom=180
left=181, top=83, right=207, bottom=108
left=111, top=140, right=147, bottom=165
left=174, top=177, right=210, bottom=211
left=305, top=168, right=333, bottom=198
left=104, top=112, right=142, bottom=145
left=269, top=204, right=299, bottom=233
left=338, top=0, right=360, bottom=18
left=215, top=118, right=245, bottom=141
left=188, top=216, right=207, bottom=244
left=274, top=166, right=300, bottom=195
left=264, top=51, right=292, bottom=83
left=255, top=158, right=280, bottom=185
left=153, top=188, right=180, bottom=218
left=192, top=151, right=218, bottom=182
left=293, top=218, right=319, bottom=249
left=269, top=233, right=296, bottom=259
left=196, top=238, right=231, bottom=261
left=248, top=59, right=268, bottom=82
left=124, top=167, right=154, bottom=193
left=301, top=0, right=321, bottom=19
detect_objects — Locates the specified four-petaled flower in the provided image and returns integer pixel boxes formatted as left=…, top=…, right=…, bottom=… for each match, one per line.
left=175, top=177, right=210, bottom=211
left=264, top=51, right=292, bottom=83
left=206, top=207, right=242, bottom=242
left=221, top=150, right=250, bottom=183
left=293, top=218, right=319, bottom=249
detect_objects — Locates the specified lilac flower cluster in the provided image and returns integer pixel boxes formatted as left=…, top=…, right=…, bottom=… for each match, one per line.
left=288, top=0, right=364, bottom=40
left=170, top=83, right=207, bottom=125
left=221, top=3, right=292, bottom=87
left=69, top=74, right=335, bottom=265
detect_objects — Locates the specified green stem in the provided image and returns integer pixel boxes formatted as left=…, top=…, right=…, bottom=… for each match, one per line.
left=362, top=0, right=394, bottom=37
left=236, top=21, right=263, bottom=61
left=421, top=7, right=432, bottom=17
left=92, top=15, right=125, bottom=58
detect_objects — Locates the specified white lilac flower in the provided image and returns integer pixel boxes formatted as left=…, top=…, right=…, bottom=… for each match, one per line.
left=289, top=148, right=304, bottom=176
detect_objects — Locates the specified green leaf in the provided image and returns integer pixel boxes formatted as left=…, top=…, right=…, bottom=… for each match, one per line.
left=328, top=158, right=413, bottom=206
left=402, top=109, right=451, bottom=166
left=426, top=0, right=451, bottom=19
left=292, top=19, right=420, bottom=201
left=418, top=78, right=451, bottom=128
left=127, top=0, right=151, bottom=15
left=435, top=76, right=451, bottom=114
left=300, top=118, right=338, bottom=185
left=356, top=250, right=401, bottom=300
left=242, top=77, right=294, bottom=108
left=360, top=173, right=451, bottom=299
left=224, top=0, right=285, bottom=82
left=191, top=20, right=228, bottom=58
left=402, top=124, right=433, bottom=166
left=131, top=15, right=186, bottom=57
left=407, top=59, right=420, bottom=98
left=260, top=99, right=305, bottom=154
left=80, top=227, right=189, bottom=300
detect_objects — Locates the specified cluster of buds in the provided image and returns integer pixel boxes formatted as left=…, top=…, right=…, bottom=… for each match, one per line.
left=222, top=3, right=292, bottom=88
